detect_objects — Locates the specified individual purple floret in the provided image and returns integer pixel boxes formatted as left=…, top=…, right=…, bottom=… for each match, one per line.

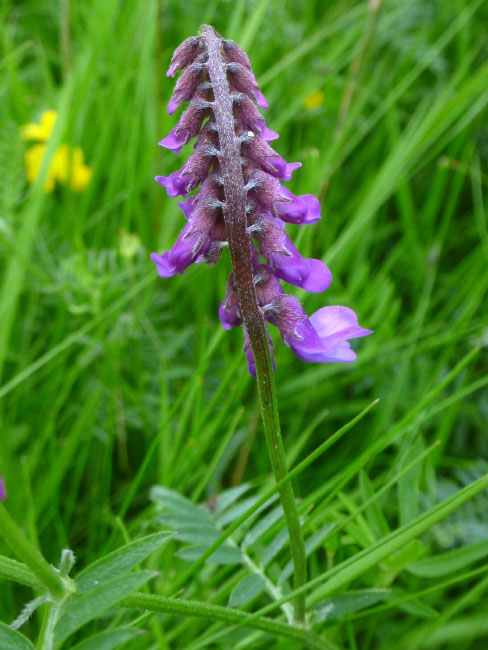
left=0, top=475, right=6, bottom=501
left=151, top=27, right=372, bottom=375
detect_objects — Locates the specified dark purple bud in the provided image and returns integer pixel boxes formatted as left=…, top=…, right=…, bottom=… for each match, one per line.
left=197, top=220, right=227, bottom=266
left=241, top=133, right=301, bottom=181
left=168, top=63, right=207, bottom=115
left=253, top=264, right=284, bottom=306
left=233, top=93, right=278, bottom=141
left=166, top=36, right=203, bottom=77
left=0, top=475, right=6, bottom=501
left=227, top=62, right=268, bottom=109
left=150, top=200, right=217, bottom=277
left=156, top=143, right=217, bottom=197
left=223, top=40, right=251, bottom=70
left=159, top=97, right=212, bottom=153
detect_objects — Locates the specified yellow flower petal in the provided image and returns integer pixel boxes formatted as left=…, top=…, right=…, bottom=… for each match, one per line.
left=70, top=163, right=92, bottom=192
left=51, top=144, right=70, bottom=184
left=303, top=89, right=324, bottom=110
left=20, top=110, right=58, bottom=142
left=24, top=144, right=57, bottom=193
left=51, top=146, right=91, bottom=191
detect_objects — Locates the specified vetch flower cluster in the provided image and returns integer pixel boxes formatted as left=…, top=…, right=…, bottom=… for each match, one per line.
left=0, top=475, right=6, bottom=501
left=151, top=27, right=371, bottom=376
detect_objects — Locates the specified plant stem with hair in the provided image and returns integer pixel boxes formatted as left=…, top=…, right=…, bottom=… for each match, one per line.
left=202, top=25, right=307, bottom=623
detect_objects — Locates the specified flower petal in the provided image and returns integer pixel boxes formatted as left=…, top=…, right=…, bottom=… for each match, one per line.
left=309, top=306, right=373, bottom=348
left=158, top=128, right=189, bottom=154
left=274, top=189, right=321, bottom=224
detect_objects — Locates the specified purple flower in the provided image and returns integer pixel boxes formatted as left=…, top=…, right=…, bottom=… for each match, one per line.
left=152, top=28, right=372, bottom=375
left=0, top=475, right=6, bottom=501
left=249, top=212, right=331, bottom=292
left=265, top=297, right=372, bottom=364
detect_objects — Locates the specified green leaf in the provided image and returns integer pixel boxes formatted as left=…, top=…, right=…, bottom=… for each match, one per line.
left=394, top=597, right=438, bottom=619
left=314, top=589, right=390, bottom=623
left=69, top=628, right=143, bottom=650
left=157, top=514, right=218, bottom=533
left=212, top=484, right=252, bottom=515
left=407, top=540, right=488, bottom=578
left=170, top=526, right=221, bottom=546
left=229, top=574, right=266, bottom=608
left=242, top=504, right=283, bottom=549
left=176, top=545, right=242, bottom=565
left=75, top=532, right=172, bottom=593
left=261, top=528, right=288, bottom=567
left=150, top=486, right=214, bottom=525
left=55, top=571, right=155, bottom=643
left=0, top=623, right=34, bottom=650
left=382, top=539, right=427, bottom=573
left=359, top=471, right=390, bottom=539
left=308, top=474, right=488, bottom=605
left=219, top=496, right=263, bottom=526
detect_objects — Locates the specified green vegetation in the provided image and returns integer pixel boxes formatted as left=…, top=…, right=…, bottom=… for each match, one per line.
left=1, top=0, right=488, bottom=648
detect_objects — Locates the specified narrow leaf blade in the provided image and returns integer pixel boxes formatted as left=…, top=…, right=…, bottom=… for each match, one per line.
left=75, top=532, right=172, bottom=593
left=55, top=571, right=155, bottom=643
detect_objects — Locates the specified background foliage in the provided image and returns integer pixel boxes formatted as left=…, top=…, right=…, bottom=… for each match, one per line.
left=1, top=0, right=488, bottom=648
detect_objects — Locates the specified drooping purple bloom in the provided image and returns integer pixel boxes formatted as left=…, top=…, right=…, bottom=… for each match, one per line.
left=0, top=475, right=6, bottom=501
left=152, top=27, right=372, bottom=374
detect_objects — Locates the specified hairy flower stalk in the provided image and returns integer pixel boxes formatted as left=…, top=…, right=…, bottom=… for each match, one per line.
left=152, top=26, right=372, bottom=623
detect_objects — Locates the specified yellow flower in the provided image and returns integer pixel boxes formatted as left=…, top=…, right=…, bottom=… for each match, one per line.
left=303, top=89, right=324, bottom=110
left=53, top=145, right=92, bottom=192
left=20, top=110, right=92, bottom=193
left=24, top=144, right=58, bottom=193
left=20, top=109, right=58, bottom=142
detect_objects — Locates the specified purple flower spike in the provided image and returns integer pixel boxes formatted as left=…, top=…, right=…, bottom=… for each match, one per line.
left=152, top=26, right=371, bottom=376
left=0, top=475, right=6, bottom=501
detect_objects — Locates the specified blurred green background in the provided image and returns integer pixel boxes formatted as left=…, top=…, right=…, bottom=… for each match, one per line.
left=1, top=0, right=488, bottom=647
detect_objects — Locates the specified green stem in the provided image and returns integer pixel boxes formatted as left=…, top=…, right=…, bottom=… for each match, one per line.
left=122, top=592, right=335, bottom=650
left=202, top=24, right=307, bottom=623
left=0, top=503, right=65, bottom=599
left=0, top=557, right=332, bottom=649
left=253, top=340, right=307, bottom=622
